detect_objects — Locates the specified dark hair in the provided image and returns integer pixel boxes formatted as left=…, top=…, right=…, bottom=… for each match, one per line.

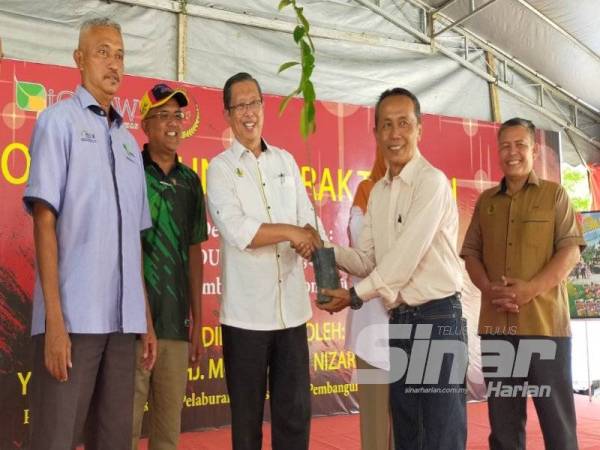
left=223, top=72, right=263, bottom=110
left=375, top=87, right=421, bottom=127
left=498, top=117, right=536, bottom=141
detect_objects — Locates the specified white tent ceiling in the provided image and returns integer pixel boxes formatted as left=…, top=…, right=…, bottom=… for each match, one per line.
left=422, top=0, right=600, bottom=111
left=0, top=0, right=598, bottom=163
left=416, top=0, right=600, bottom=163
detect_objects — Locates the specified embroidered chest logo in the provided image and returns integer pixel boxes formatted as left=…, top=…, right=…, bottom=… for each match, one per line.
left=235, top=168, right=244, bottom=177
left=80, top=130, right=96, bottom=143
left=122, top=143, right=135, bottom=158
left=487, top=204, right=495, bottom=215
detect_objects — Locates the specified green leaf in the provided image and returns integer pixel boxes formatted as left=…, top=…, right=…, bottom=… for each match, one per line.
left=297, top=7, right=309, bottom=34
left=306, top=102, right=316, bottom=131
left=306, top=34, right=316, bottom=52
left=293, top=25, right=305, bottom=43
left=300, top=42, right=315, bottom=81
left=278, top=87, right=301, bottom=115
left=278, top=0, right=292, bottom=11
left=300, top=102, right=316, bottom=139
left=300, top=103, right=308, bottom=139
left=302, top=80, right=316, bottom=104
left=278, top=61, right=300, bottom=74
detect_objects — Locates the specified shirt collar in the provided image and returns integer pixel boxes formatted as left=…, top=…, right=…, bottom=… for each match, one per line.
left=230, top=137, right=269, bottom=160
left=382, top=149, right=422, bottom=186
left=75, top=85, right=123, bottom=126
left=492, top=170, right=540, bottom=196
left=142, top=144, right=180, bottom=175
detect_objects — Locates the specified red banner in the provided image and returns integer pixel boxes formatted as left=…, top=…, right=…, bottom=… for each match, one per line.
left=0, top=58, right=560, bottom=447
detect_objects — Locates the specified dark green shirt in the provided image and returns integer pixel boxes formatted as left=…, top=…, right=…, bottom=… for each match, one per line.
left=142, top=147, right=208, bottom=340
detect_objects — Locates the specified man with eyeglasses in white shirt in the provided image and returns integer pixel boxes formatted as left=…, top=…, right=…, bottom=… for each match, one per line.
left=206, top=72, right=323, bottom=450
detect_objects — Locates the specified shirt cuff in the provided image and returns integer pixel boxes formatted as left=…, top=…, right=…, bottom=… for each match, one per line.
left=234, top=217, right=262, bottom=251
left=22, top=195, right=59, bottom=216
left=555, top=235, right=586, bottom=251
left=355, top=269, right=397, bottom=309
left=459, top=246, right=481, bottom=260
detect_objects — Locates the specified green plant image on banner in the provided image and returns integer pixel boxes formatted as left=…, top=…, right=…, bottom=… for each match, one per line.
left=15, top=80, right=46, bottom=112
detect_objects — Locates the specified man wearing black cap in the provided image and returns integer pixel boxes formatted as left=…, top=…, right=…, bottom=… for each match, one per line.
left=131, top=83, right=208, bottom=450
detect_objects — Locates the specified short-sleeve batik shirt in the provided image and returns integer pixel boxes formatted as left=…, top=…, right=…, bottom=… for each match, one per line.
left=142, top=147, right=208, bottom=341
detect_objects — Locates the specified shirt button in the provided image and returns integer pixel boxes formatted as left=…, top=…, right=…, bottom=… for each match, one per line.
left=262, top=182, right=266, bottom=186
left=277, top=254, right=280, bottom=258
left=267, top=206, right=271, bottom=210
left=508, top=242, right=512, bottom=246
left=278, top=279, right=282, bottom=283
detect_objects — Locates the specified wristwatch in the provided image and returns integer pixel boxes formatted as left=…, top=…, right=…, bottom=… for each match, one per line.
left=349, top=287, right=364, bottom=310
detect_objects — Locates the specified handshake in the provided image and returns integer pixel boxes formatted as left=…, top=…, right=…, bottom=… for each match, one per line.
left=290, top=223, right=324, bottom=259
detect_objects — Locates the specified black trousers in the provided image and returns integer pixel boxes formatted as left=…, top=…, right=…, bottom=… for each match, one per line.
left=481, top=335, right=578, bottom=450
left=30, top=333, right=136, bottom=450
left=222, top=323, right=311, bottom=450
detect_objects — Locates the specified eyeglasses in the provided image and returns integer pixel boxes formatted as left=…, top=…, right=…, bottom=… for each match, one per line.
left=228, top=99, right=263, bottom=115
left=145, top=111, right=186, bottom=122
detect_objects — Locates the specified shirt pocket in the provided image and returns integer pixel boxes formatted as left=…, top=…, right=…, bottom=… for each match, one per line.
left=522, top=209, right=554, bottom=249
left=271, top=174, right=297, bottom=222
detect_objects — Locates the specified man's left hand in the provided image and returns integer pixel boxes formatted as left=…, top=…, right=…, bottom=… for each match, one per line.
left=317, top=288, right=351, bottom=313
left=141, top=325, right=157, bottom=370
left=491, top=276, right=536, bottom=313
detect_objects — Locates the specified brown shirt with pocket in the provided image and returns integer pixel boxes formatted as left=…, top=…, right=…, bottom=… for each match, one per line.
left=461, top=171, right=585, bottom=337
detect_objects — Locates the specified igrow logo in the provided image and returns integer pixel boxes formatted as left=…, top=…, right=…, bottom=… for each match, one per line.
left=16, top=80, right=47, bottom=112
left=14, top=79, right=201, bottom=138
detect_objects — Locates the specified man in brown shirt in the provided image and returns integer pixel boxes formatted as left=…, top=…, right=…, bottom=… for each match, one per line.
left=461, top=117, right=584, bottom=450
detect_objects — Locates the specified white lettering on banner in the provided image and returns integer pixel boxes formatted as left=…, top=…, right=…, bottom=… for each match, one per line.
left=206, top=221, right=220, bottom=238
left=47, top=89, right=74, bottom=106
left=202, top=276, right=222, bottom=295
left=201, top=248, right=220, bottom=266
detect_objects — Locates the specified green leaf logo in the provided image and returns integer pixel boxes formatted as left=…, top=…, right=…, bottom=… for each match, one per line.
left=16, top=81, right=47, bottom=112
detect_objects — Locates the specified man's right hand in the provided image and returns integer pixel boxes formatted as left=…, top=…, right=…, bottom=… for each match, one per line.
left=289, top=227, right=314, bottom=259
left=289, top=225, right=322, bottom=259
left=44, top=320, right=72, bottom=382
left=303, top=224, right=324, bottom=246
left=482, top=279, right=518, bottom=313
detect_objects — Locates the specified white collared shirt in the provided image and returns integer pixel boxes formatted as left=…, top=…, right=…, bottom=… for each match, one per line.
left=207, top=138, right=320, bottom=330
left=346, top=206, right=390, bottom=370
left=334, top=150, right=463, bottom=308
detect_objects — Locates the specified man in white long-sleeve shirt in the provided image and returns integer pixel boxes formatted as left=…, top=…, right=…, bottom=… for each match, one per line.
left=206, top=72, right=322, bottom=450
left=320, top=88, right=467, bottom=450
